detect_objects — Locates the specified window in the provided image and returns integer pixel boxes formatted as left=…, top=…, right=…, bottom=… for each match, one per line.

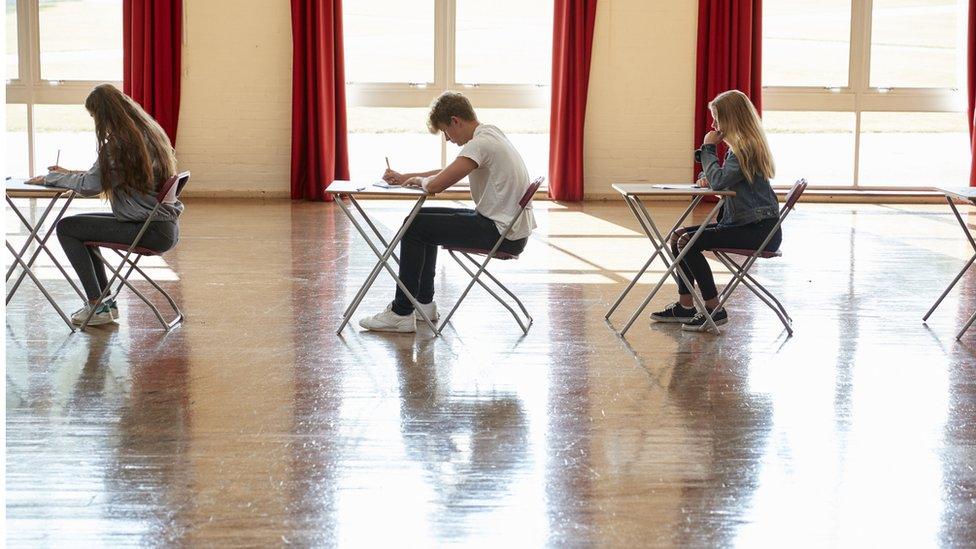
left=5, top=0, right=123, bottom=177
left=6, top=0, right=18, bottom=79
left=762, top=0, right=968, bottom=189
left=343, top=0, right=552, bottom=184
left=38, top=0, right=122, bottom=81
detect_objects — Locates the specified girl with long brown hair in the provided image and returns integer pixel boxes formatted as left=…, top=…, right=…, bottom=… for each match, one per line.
left=26, top=84, right=184, bottom=326
left=650, top=90, right=782, bottom=332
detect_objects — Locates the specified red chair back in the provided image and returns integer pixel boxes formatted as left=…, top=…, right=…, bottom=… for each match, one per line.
left=519, top=177, right=545, bottom=208
left=782, top=178, right=807, bottom=211
left=156, top=171, right=191, bottom=204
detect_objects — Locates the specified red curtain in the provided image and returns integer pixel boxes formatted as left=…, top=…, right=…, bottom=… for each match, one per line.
left=548, top=0, right=598, bottom=202
left=123, top=0, right=182, bottom=145
left=694, top=0, right=762, bottom=174
left=290, top=0, right=349, bottom=202
left=969, top=0, right=975, bottom=186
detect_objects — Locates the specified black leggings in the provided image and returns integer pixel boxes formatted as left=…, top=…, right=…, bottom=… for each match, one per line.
left=392, top=207, right=527, bottom=315
left=56, top=213, right=179, bottom=301
left=670, top=218, right=782, bottom=301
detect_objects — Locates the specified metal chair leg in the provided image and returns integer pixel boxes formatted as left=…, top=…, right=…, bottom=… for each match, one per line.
left=442, top=250, right=530, bottom=334
left=458, top=252, right=532, bottom=327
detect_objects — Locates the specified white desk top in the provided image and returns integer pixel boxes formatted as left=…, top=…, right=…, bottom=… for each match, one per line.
left=936, top=187, right=976, bottom=203
left=5, top=178, right=74, bottom=198
left=325, top=180, right=471, bottom=197
left=612, top=183, right=735, bottom=197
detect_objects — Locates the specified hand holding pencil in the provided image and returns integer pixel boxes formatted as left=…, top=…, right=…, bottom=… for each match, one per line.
left=382, top=156, right=405, bottom=185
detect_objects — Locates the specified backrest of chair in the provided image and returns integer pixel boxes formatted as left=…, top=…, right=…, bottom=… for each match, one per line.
left=519, top=177, right=545, bottom=208
left=156, top=171, right=191, bottom=204
left=781, top=178, right=807, bottom=213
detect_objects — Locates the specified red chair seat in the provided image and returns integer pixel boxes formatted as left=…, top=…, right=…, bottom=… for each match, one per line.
left=710, top=247, right=782, bottom=258
left=84, top=241, right=162, bottom=256
left=444, top=246, right=519, bottom=260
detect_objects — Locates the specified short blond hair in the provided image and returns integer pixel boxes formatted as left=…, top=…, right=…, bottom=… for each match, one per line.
left=427, top=91, right=477, bottom=134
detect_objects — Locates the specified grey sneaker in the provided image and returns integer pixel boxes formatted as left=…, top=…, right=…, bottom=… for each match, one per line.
left=70, top=303, right=115, bottom=326
left=359, top=304, right=416, bottom=333
left=414, top=301, right=439, bottom=322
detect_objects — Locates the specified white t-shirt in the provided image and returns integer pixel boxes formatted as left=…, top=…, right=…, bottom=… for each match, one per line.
left=457, top=124, right=537, bottom=241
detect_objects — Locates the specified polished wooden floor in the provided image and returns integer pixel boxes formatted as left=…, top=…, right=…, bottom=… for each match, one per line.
left=6, top=197, right=976, bottom=547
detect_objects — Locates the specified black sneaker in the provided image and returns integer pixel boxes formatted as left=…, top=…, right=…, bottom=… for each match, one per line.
left=650, top=302, right=697, bottom=324
left=682, top=307, right=729, bottom=332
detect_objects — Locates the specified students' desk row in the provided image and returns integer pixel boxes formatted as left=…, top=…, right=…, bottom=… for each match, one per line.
left=5, top=179, right=87, bottom=330
left=324, top=181, right=471, bottom=335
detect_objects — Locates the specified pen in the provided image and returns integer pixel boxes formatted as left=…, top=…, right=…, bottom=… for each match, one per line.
left=55, top=148, right=60, bottom=168
left=385, top=157, right=391, bottom=170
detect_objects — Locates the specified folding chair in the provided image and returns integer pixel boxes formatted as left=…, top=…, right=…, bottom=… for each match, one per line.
left=79, top=171, right=191, bottom=331
left=436, top=176, right=544, bottom=336
left=706, top=178, right=808, bottom=336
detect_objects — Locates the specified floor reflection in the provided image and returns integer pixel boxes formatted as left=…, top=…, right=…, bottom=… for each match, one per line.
left=6, top=199, right=976, bottom=546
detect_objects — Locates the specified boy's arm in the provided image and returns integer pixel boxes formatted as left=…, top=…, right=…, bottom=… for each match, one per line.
left=405, top=157, right=477, bottom=194
left=383, top=168, right=441, bottom=184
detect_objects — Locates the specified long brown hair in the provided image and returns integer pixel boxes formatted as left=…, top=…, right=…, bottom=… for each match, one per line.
left=85, top=84, right=177, bottom=199
left=709, top=90, right=775, bottom=183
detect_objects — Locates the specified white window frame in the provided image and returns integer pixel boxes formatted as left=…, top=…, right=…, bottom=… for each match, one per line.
left=344, top=0, right=551, bottom=168
left=762, top=0, right=967, bottom=190
left=6, top=0, right=123, bottom=176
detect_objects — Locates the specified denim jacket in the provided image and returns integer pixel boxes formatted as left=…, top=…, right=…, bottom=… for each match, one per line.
left=697, top=144, right=779, bottom=226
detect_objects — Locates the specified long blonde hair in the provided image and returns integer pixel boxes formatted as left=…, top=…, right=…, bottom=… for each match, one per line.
left=85, top=84, right=177, bottom=199
left=709, top=90, right=775, bottom=183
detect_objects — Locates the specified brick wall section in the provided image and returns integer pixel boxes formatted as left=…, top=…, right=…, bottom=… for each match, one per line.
left=176, top=1, right=294, bottom=198
left=584, top=0, right=698, bottom=200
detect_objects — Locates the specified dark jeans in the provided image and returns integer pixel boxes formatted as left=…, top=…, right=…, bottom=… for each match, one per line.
left=392, top=207, right=527, bottom=315
left=56, top=213, right=179, bottom=301
left=670, top=218, right=782, bottom=301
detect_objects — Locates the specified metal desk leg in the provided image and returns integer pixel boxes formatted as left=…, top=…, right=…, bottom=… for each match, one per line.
left=620, top=197, right=725, bottom=336
left=335, top=195, right=438, bottom=334
left=5, top=241, right=75, bottom=331
left=923, top=197, right=976, bottom=324
left=606, top=196, right=701, bottom=319
left=6, top=193, right=85, bottom=302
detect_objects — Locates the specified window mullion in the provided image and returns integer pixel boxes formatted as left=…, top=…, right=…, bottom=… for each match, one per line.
left=849, top=0, right=874, bottom=188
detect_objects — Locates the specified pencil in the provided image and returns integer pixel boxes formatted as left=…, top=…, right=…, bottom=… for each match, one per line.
left=55, top=149, right=60, bottom=168
left=385, top=157, right=391, bottom=170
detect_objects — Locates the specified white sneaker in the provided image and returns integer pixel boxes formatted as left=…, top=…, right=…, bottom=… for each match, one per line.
left=70, top=303, right=115, bottom=326
left=414, top=301, right=439, bottom=322
left=359, top=304, right=416, bottom=333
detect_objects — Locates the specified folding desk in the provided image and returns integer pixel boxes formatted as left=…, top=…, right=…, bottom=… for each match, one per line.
left=6, top=179, right=86, bottom=330
left=325, top=180, right=470, bottom=335
left=924, top=187, right=976, bottom=339
left=605, top=183, right=735, bottom=335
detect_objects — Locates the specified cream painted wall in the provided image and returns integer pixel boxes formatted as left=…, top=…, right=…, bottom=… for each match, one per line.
left=583, top=0, right=698, bottom=199
left=176, top=1, right=293, bottom=198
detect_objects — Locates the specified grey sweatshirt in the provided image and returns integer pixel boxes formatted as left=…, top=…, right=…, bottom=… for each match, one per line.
left=44, top=159, right=184, bottom=223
